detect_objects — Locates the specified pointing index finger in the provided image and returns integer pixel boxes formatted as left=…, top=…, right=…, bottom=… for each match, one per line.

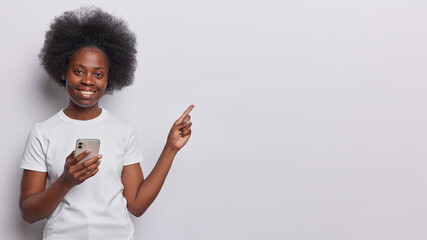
left=177, top=105, right=194, bottom=123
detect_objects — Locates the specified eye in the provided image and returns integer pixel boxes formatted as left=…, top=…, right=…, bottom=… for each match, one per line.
left=95, top=72, right=104, bottom=78
left=74, top=69, right=84, bottom=75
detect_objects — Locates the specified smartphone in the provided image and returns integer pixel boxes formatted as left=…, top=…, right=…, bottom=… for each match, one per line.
left=75, top=139, right=101, bottom=164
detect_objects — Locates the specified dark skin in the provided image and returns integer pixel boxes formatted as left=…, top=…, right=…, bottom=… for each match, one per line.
left=20, top=47, right=194, bottom=223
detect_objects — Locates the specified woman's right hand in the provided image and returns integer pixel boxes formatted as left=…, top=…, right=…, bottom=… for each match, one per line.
left=19, top=150, right=102, bottom=223
left=62, top=150, right=102, bottom=187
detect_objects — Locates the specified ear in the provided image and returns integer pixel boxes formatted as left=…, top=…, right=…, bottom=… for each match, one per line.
left=61, top=73, right=65, bottom=81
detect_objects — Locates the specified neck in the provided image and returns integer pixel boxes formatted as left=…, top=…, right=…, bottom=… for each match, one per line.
left=63, top=101, right=102, bottom=120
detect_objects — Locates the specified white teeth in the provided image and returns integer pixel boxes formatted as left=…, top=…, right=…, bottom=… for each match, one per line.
left=79, top=90, right=95, bottom=95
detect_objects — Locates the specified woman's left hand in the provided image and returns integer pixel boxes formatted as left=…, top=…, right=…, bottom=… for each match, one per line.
left=166, top=105, right=194, bottom=151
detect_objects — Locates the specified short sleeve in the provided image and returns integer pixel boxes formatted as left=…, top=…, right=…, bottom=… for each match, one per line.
left=123, top=125, right=143, bottom=166
left=20, top=125, right=48, bottom=172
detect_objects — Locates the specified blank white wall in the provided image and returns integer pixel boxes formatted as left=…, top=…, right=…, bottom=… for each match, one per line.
left=1, top=0, right=427, bottom=239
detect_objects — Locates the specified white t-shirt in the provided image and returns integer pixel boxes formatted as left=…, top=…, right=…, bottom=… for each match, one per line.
left=20, top=108, right=143, bottom=240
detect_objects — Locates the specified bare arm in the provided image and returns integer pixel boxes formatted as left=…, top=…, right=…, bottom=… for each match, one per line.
left=122, top=105, right=193, bottom=217
left=19, top=150, right=101, bottom=223
left=20, top=170, right=72, bottom=223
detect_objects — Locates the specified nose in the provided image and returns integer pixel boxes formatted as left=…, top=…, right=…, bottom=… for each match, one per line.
left=81, top=75, right=95, bottom=85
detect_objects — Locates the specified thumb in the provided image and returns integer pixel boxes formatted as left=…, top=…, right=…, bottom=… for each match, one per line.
left=66, top=150, right=75, bottom=162
left=176, top=120, right=192, bottom=130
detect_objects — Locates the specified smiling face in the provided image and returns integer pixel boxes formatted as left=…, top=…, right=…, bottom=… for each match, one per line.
left=62, top=47, right=108, bottom=109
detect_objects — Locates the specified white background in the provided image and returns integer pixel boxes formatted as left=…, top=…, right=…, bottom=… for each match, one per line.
left=1, top=0, right=427, bottom=239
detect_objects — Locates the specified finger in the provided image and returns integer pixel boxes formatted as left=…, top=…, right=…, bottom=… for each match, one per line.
left=176, top=115, right=191, bottom=125
left=79, top=168, right=99, bottom=181
left=65, top=151, right=76, bottom=166
left=177, top=120, right=192, bottom=130
left=66, top=151, right=75, bottom=161
left=180, top=124, right=192, bottom=132
left=176, top=105, right=194, bottom=124
left=74, top=154, right=102, bottom=171
left=76, top=159, right=101, bottom=178
left=74, top=149, right=92, bottom=163
left=81, top=154, right=102, bottom=167
left=181, top=128, right=192, bottom=136
left=65, top=150, right=75, bottom=163
left=183, top=115, right=191, bottom=122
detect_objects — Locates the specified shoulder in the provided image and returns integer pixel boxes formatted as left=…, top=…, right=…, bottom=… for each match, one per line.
left=28, top=111, right=64, bottom=137
left=101, top=109, right=138, bottom=136
left=23, top=112, right=61, bottom=157
left=103, top=109, right=133, bottom=128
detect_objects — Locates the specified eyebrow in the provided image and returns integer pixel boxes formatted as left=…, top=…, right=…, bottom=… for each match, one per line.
left=75, top=64, right=106, bottom=70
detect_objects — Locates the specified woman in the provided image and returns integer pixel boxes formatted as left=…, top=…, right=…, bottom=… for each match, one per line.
left=19, top=6, right=193, bottom=239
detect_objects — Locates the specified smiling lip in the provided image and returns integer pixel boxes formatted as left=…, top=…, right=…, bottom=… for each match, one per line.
left=76, top=89, right=97, bottom=99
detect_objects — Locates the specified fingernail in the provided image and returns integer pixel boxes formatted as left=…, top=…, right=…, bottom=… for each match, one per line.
left=98, top=154, right=102, bottom=158
left=186, top=120, right=192, bottom=124
left=86, top=149, right=92, bottom=153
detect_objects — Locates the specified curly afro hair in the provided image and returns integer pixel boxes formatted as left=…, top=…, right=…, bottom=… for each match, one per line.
left=39, top=6, right=137, bottom=94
